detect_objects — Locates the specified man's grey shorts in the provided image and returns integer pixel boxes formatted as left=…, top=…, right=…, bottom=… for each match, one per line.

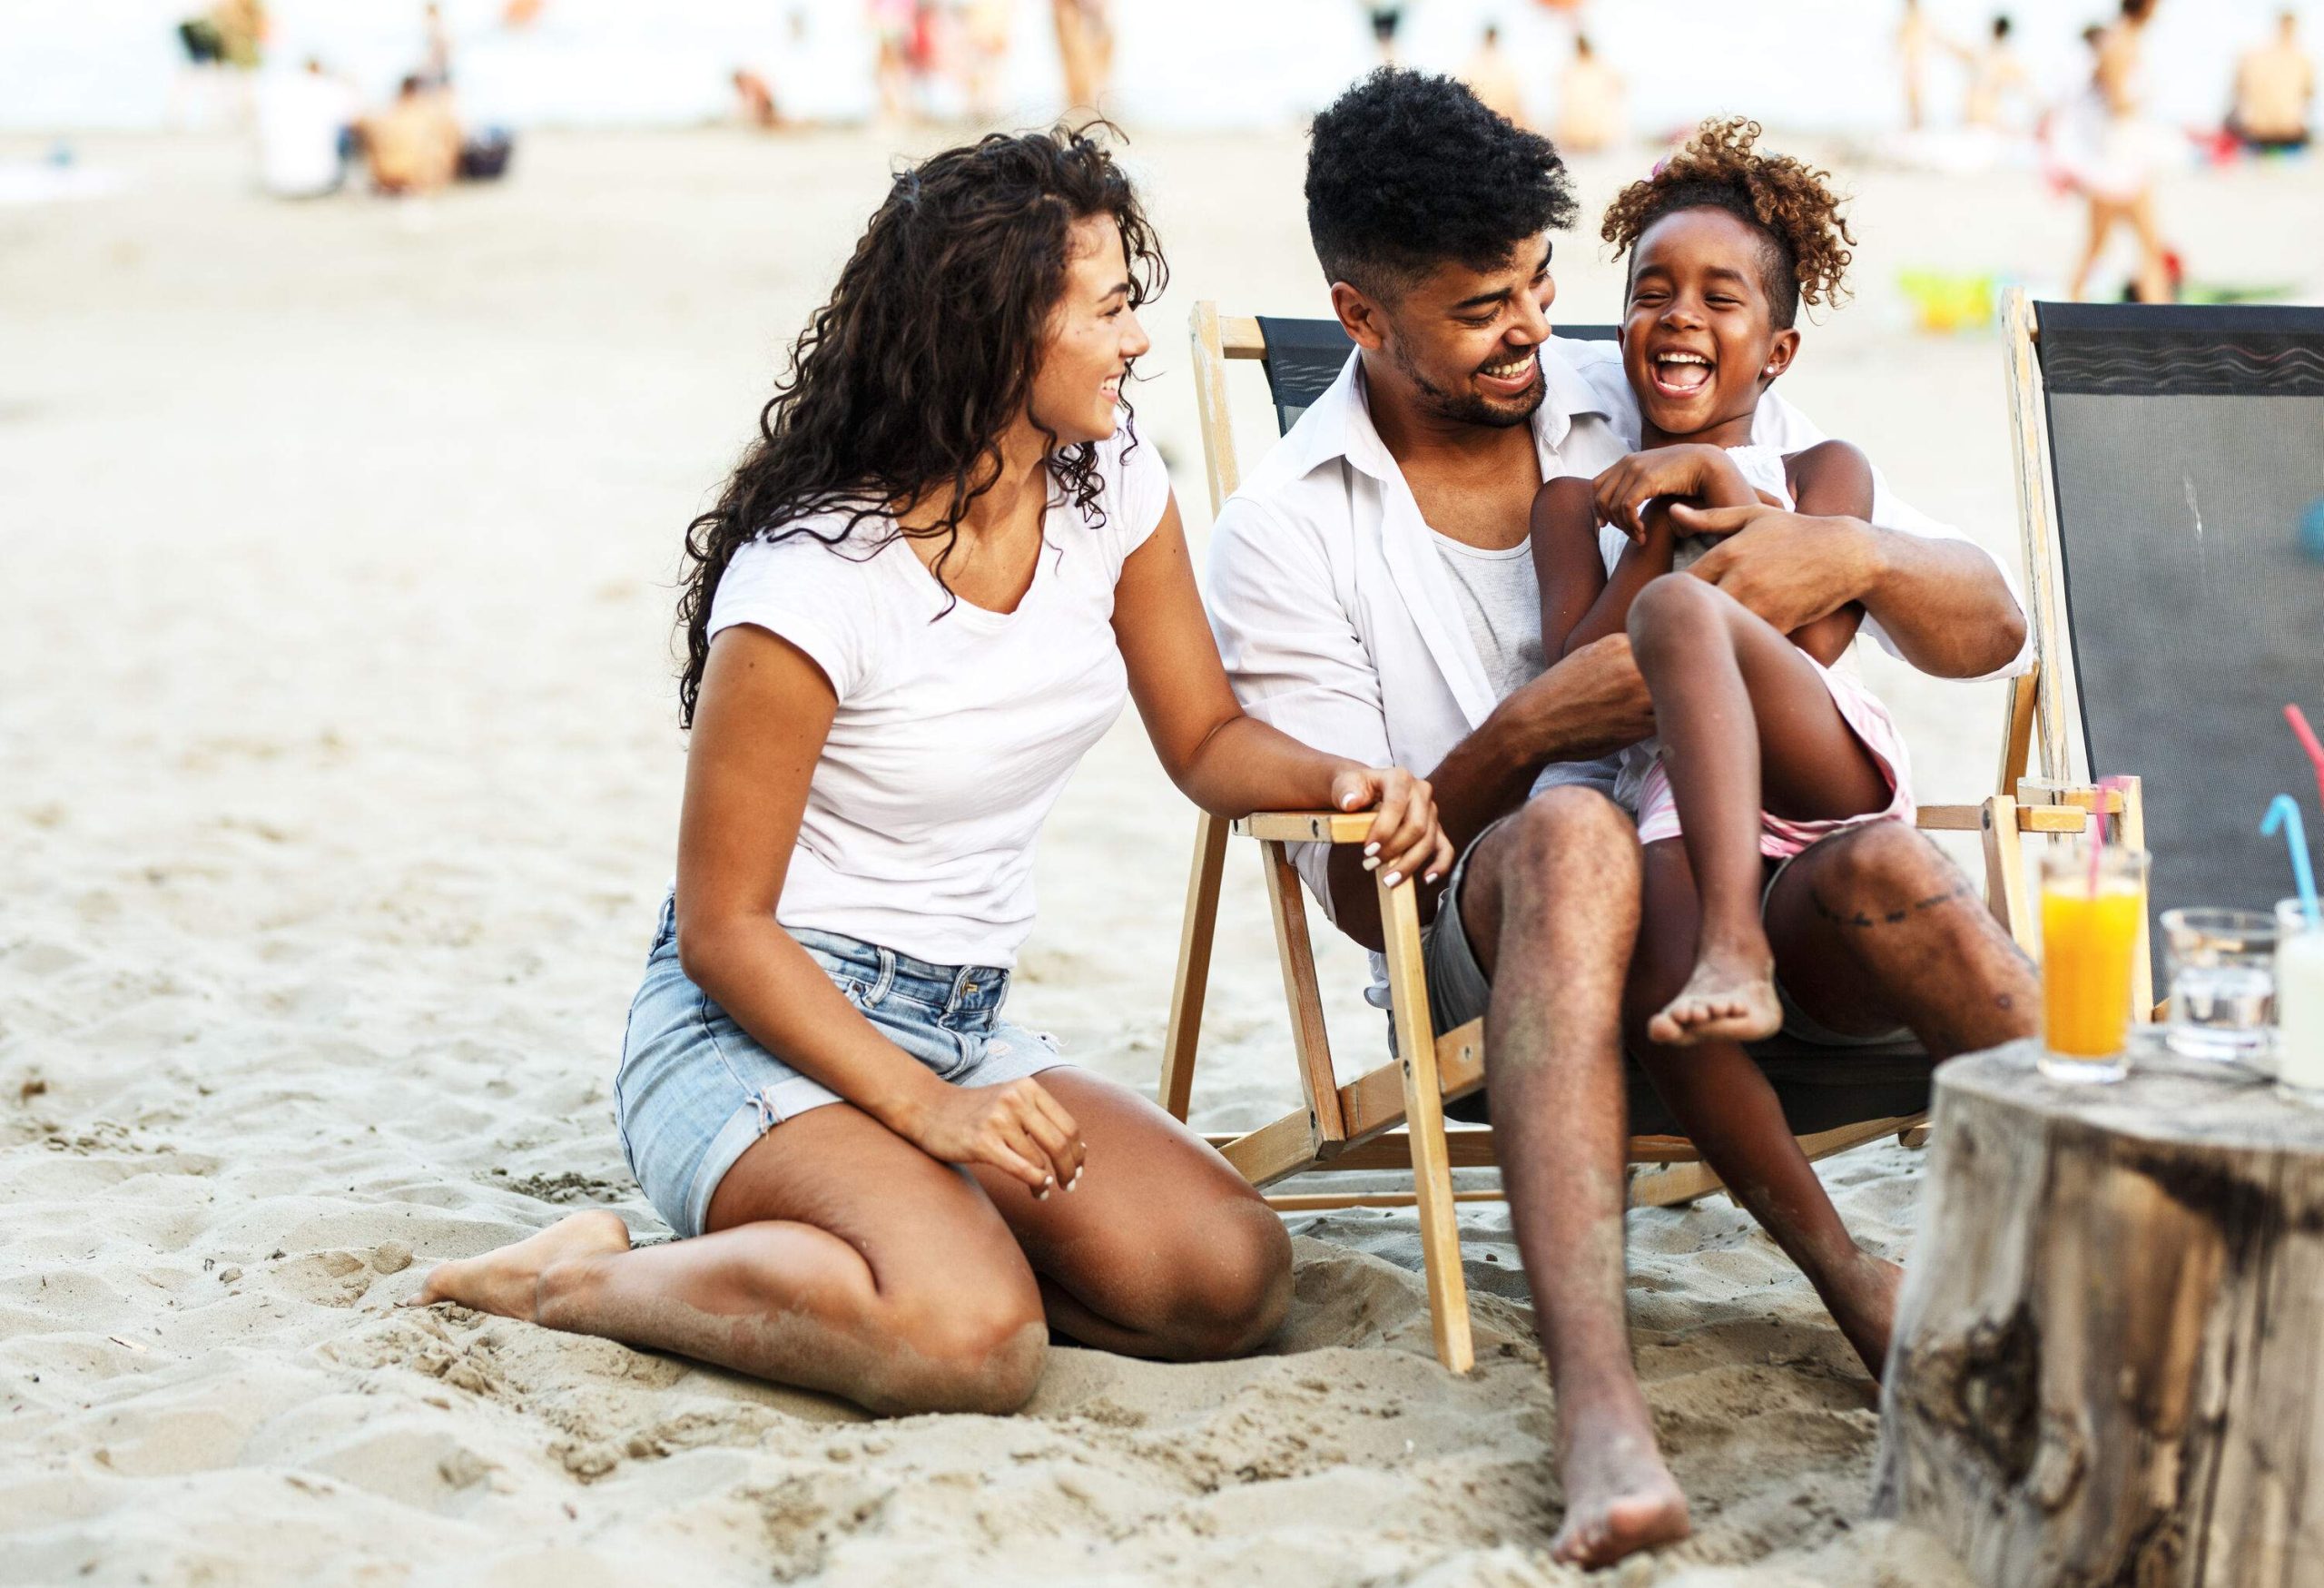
left=1422, top=813, right=1910, bottom=1048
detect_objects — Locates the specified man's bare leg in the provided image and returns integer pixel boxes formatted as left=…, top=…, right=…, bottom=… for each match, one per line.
left=1458, top=785, right=1689, bottom=1568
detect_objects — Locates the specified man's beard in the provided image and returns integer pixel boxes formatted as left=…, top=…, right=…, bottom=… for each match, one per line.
left=1391, top=336, right=1544, bottom=429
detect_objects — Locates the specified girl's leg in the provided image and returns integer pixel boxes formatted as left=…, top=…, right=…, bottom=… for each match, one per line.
left=969, top=1070, right=1291, bottom=1360
left=1626, top=574, right=1892, bottom=1046
left=409, top=1104, right=1049, bottom=1415
left=1625, top=841, right=1903, bottom=1378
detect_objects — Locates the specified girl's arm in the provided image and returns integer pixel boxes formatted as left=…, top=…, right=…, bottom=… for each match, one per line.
left=1111, top=491, right=1455, bottom=890
left=675, top=627, right=1083, bottom=1198
left=1783, top=439, right=1875, bottom=667
left=1533, top=473, right=1630, bottom=657
left=1554, top=446, right=1760, bottom=656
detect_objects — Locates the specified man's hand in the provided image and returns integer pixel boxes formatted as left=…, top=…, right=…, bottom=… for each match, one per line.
left=1512, top=634, right=1656, bottom=764
left=1666, top=501, right=1883, bottom=635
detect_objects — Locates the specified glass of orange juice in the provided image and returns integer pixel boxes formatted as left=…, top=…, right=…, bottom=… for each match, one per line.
left=2039, top=843, right=2149, bottom=1082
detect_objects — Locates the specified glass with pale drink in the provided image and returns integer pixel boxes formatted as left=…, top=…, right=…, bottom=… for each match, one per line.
left=2275, top=898, right=2324, bottom=1100
left=2039, top=844, right=2148, bottom=1082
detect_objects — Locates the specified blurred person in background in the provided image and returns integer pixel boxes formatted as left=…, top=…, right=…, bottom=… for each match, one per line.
left=1960, top=15, right=2033, bottom=132
left=1554, top=34, right=1623, bottom=153
left=363, top=74, right=460, bottom=196
left=419, top=1, right=456, bottom=90
left=1054, top=0, right=1113, bottom=112
left=255, top=57, right=359, bottom=198
left=1363, top=2, right=1407, bottom=66
left=2230, top=10, right=2314, bottom=153
left=1896, top=0, right=1937, bottom=131
left=1464, top=23, right=1528, bottom=128
left=2053, top=0, right=2172, bottom=302
left=734, top=67, right=783, bottom=129
left=871, top=0, right=917, bottom=125
left=964, top=0, right=1016, bottom=122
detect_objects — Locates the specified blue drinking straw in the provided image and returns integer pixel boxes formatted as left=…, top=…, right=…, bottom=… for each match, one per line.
left=2262, top=794, right=2320, bottom=929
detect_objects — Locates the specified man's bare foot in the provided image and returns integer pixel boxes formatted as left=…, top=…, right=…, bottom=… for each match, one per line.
left=1817, top=1247, right=1905, bottom=1380
left=401, top=1209, right=631, bottom=1323
left=1647, top=949, right=1782, bottom=1047
left=1551, top=1404, right=1691, bottom=1568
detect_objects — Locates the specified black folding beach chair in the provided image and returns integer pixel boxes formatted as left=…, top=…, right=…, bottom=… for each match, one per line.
left=2005, top=293, right=2324, bottom=959
left=1163, top=303, right=2123, bottom=1370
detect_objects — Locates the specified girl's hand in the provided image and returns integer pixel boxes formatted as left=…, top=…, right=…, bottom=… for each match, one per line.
left=900, top=1076, right=1085, bottom=1198
left=1329, top=766, right=1458, bottom=890
left=1591, top=446, right=1743, bottom=540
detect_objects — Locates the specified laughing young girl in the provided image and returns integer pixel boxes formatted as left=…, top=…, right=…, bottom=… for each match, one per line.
left=1529, top=119, right=1913, bottom=1374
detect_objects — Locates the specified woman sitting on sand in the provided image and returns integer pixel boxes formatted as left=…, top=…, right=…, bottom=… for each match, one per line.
left=411, top=126, right=1453, bottom=1415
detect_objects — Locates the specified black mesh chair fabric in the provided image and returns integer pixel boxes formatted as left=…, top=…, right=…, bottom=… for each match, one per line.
left=2037, top=302, right=2324, bottom=939
left=1253, top=317, right=1618, bottom=436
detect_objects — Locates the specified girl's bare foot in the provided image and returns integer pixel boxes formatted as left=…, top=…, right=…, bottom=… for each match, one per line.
left=401, top=1209, right=632, bottom=1323
left=1647, top=949, right=1782, bottom=1047
left=1818, top=1248, right=1905, bottom=1380
left=1550, top=1397, right=1692, bottom=1569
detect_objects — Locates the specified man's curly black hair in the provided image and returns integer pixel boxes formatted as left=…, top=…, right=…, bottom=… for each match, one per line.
left=1305, top=69, right=1577, bottom=300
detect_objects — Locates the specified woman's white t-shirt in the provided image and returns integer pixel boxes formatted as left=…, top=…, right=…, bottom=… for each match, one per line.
left=706, top=429, right=1170, bottom=971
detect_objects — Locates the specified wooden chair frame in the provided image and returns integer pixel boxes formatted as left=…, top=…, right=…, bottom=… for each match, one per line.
left=1163, top=301, right=2145, bottom=1371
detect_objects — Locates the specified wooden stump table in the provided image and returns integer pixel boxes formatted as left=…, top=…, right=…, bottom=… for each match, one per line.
left=1874, top=1039, right=2324, bottom=1585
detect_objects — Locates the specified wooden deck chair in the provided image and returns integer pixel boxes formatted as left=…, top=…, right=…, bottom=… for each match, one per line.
left=1167, top=302, right=2138, bottom=1372
left=2001, top=288, right=2324, bottom=960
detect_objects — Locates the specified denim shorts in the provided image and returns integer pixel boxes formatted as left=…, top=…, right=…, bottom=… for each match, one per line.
left=615, top=894, right=1073, bottom=1238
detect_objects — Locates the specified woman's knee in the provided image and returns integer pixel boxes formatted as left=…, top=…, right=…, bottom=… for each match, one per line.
left=1138, top=1198, right=1294, bottom=1361
left=871, top=1278, right=1049, bottom=1415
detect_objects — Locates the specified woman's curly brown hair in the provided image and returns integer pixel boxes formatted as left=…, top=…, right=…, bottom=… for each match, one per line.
left=1599, top=118, right=1854, bottom=329
left=673, top=123, right=1164, bottom=728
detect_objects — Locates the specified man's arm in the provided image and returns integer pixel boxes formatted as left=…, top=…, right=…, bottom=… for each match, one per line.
left=1669, top=501, right=2027, bottom=680
left=1324, top=637, right=1652, bottom=950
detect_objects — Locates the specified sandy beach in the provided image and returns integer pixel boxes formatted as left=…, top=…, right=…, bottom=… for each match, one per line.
left=4, top=125, right=2318, bottom=1585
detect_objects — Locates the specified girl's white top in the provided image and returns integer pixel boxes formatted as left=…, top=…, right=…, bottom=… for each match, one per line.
left=706, top=429, right=1170, bottom=969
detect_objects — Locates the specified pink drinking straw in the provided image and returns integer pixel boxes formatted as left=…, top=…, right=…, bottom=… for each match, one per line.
left=2085, top=774, right=2126, bottom=895
left=2286, top=705, right=2324, bottom=815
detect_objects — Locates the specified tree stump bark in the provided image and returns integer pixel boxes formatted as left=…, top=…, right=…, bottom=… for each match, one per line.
left=1874, top=1039, right=2324, bottom=1586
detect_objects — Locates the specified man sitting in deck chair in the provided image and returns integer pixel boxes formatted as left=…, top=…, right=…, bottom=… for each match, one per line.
left=1206, top=71, right=2042, bottom=1568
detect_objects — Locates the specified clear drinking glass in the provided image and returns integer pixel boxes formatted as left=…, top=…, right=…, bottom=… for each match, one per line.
left=2039, top=843, right=2150, bottom=1083
left=2160, top=908, right=2277, bottom=1062
left=2275, top=898, right=2324, bottom=1100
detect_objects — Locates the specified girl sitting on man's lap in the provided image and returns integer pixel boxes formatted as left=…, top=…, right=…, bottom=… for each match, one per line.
left=1530, top=119, right=1913, bottom=1373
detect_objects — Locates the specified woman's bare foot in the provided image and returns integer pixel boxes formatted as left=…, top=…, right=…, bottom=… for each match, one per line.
left=1647, top=947, right=1782, bottom=1047
left=401, top=1209, right=632, bottom=1323
left=1817, top=1248, right=1905, bottom=1380
left=1550, top=1397, right=1691, bottom=1569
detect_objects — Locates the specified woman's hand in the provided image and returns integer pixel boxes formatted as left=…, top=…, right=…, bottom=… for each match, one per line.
left=897, top=1075, right=1086, bottom=1198
left=1591, top=446, right=1748, bottom=540
left=1329, top=766, right=1457, bottom=890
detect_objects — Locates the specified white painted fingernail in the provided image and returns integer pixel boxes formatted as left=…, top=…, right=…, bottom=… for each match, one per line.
left=1424, top=871, right=1442, bottom=885
left=1383, top=871, right=1403, bottom=888
left=1363, top=841, right=1380, bottom=857
left=1361, top=855, right=1380, bottom=872
left=1037, top=1189, right=1050, bottom=1201
left=1067, top=1175, right=1080, bottom=1192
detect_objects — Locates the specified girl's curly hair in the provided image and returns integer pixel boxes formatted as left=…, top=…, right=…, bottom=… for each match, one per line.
left=674, top=123, right=1165, bottom=727
left=1599, top=118, right=1854, bottom=329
